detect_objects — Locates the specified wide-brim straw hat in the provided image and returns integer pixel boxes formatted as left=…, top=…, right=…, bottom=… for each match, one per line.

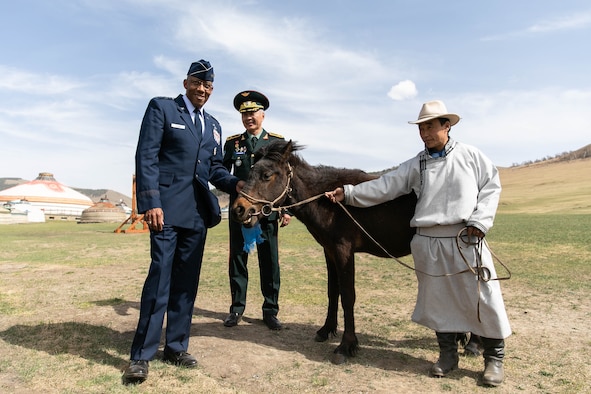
left=408, top=100, right=460, bottom=126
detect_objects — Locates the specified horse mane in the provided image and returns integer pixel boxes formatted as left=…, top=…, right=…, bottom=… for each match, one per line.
left=255, top=140, right=377, bottom=187
left=254, top=139, right=303, bottom=163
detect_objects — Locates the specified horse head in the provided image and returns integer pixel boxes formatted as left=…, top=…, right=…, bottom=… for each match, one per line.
left=232, top=140, right=299, bottom=227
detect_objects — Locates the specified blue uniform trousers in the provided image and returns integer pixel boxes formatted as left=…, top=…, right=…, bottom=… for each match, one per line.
left=130, top=224, right=206, bottom=361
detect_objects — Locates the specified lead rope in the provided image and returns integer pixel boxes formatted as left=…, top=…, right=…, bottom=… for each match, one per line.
left=334, top=201, right=474, bottom=277
left=336, top=200, right=511, bottom=323
left=242, top=184, right=511, bottom=286
left=238, top=163, right=511, bottom=322
left=456, top=231, right=512, bottom=322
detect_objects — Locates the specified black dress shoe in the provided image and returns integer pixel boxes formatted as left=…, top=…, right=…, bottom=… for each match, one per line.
left=122, top=360, right=148, bottom=385
left=162, top=350, right=198, bottom=368
left=263, top=315, right=283, bottom=330
left=224, top=312, right=242, bottom=327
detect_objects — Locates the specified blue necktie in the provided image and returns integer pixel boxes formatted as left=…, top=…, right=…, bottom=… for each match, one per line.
left=194, top=109, right=202, bottom=134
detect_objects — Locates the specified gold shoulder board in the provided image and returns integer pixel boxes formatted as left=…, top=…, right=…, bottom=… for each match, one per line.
left=226, top=133, right=242, bottom=141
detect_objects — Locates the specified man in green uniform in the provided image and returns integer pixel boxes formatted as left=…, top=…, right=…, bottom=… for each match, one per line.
left=222, top=90, right=291, bottom=330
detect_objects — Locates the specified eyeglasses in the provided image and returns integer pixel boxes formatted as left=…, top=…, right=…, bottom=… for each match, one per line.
left=188, top=78, right=213, bottom=90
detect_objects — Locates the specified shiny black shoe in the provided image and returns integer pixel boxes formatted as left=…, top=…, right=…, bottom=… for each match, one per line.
left=223, top=312, right=242, bottom=327
left=263, top=315, right=283, bottom=330
left=162, top=350, right=198, bottom=368
left=122, top=360, right=148, bottom=385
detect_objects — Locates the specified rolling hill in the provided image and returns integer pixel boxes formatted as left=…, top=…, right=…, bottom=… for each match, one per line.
left=498, top=157, right=591, bottom=214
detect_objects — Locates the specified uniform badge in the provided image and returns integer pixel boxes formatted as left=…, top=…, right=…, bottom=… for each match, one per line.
left=213, top=125, right=220, bottom=145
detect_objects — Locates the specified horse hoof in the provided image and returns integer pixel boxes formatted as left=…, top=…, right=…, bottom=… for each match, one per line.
left=315, top=333, right=328, bottom=342
left=330, top=352, right=347, bottom=365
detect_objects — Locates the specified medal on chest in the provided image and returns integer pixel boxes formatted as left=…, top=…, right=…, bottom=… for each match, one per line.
left=234, top=142, right=247, bottom=167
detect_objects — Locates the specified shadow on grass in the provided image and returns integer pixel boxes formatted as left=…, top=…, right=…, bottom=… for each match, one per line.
left=0, top=301, right=479, bottom=384
left=0, top=321, right=133, bottom=369
left=191, top=306, right=480, bottom=382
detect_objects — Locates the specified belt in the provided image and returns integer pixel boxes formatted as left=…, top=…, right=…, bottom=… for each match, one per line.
left=416, top=223, right=466, bottom=238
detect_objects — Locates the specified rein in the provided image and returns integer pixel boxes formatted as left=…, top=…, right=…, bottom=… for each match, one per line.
left=337, top=200, right=512, bottom=323
left=456, top=232, right=511, bottom=322
left=238, top=161, right=511, bottom=321
left=338, top=198, right=511, bottom=282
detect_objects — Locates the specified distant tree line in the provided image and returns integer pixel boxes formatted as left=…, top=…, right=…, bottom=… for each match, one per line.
left=510, top=144, right=591, bottom=167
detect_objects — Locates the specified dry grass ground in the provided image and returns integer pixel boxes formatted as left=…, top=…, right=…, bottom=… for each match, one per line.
left=0, top=159, right=590, bottom=393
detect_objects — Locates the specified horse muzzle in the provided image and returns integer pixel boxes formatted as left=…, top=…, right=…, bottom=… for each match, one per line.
left=231, top=196, right=261, bottom=227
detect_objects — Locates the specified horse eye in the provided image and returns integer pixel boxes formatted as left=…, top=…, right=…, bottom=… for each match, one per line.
left=263, top=171, right=273, bottom=181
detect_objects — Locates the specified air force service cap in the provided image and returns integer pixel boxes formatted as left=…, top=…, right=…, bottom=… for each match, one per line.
left=233, top=90, right=270, bottom=113
left=187, top=60, right=214, bottom=82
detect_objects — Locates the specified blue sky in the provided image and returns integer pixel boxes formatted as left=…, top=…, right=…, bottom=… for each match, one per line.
left=1, top=0, right=590, bottom=195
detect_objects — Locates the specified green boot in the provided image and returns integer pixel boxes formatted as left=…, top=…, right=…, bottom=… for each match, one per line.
left=481, top=337, right=505, bottom=386
left=430, top=332, right=460, bottom=378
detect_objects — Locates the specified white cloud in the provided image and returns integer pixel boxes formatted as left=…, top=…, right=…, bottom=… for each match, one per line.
left=483, top=10, right=591, bottom=41
left=527, top=11, right=591, bottom=33
left=387, top=80, right=418, bottom=101
left=0, top=65, right=83, bottom=95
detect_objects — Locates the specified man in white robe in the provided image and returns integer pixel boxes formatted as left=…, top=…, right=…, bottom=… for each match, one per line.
left=325, top=100, right=511, bottom=387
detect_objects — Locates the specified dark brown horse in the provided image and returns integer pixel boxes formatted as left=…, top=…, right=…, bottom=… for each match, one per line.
left=231, top=140, right=417, bottom=364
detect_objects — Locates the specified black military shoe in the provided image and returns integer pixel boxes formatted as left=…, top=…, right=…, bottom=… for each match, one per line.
left=223, top=312, right=242, bottom=327
left=263, top=315, right=283, bottom=330
left=162, top=350, right=198, bottom=368
left=122, top=360, right=148, bottom=385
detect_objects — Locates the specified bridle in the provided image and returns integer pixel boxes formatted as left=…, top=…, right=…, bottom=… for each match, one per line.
left=239, top=162, right=290, bottom=217
left=239, top=162, right=327, bottom=217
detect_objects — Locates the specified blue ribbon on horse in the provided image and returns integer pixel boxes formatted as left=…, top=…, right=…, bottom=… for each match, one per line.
left=242, top=223, right=264, bottom=253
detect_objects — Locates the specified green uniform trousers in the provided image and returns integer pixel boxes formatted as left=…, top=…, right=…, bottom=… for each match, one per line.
left=228, top=216, right=280, bottom=316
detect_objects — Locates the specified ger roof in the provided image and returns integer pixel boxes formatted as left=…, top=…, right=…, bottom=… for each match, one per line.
left=0, top=172, right=93, bottom=206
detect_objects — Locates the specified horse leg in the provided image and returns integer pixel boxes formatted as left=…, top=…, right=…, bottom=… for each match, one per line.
left=315, top=249, right=339, bottom=342
left=463, top=333, right=484, bottom=356
left=331, top=253, right=358, bottom=365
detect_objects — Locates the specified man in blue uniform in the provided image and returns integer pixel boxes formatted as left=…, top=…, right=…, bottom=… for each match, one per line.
left=222, top=90, right=291, bottom=330
left=122, top=60, right=243, bottom=384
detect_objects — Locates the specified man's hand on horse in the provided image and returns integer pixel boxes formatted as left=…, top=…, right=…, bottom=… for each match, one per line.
left=280, top=213, right=291, bottom=227
left=236, top=180, right=246, bottom=193
left=325, top=187, right=345, bottom=203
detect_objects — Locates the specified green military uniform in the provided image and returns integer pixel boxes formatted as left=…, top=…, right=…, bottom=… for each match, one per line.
left=222, top=91, right=285, bottom=319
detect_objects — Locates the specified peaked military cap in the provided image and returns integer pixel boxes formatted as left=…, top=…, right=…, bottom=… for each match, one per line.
left=233, top=90, right=270, bottom=113
left=187, top=60, right=214, bottom=82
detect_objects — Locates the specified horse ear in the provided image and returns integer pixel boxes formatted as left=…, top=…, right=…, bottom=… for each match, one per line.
left=282, top=140, right=294, bottom=161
